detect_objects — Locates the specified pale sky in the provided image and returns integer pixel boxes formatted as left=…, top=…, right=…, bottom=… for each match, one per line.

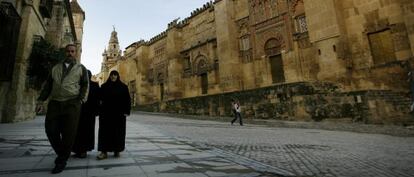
left=77, top=0, right=210, bottom=74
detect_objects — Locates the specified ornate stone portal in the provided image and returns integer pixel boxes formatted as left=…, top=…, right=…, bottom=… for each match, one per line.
left=100, top=0, right=414, bottom=124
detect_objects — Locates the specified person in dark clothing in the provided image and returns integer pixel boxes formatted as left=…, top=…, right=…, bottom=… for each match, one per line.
left=405, top=61, right=414, bottom=112
left=36, top=44, right=89, bottom=174
left=72, top=70, right=100, bottom=158
left=97, top=70, right=131, bottom=160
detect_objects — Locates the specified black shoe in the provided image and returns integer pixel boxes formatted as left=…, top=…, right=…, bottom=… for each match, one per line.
left=51, top=163, right=66, bottom=174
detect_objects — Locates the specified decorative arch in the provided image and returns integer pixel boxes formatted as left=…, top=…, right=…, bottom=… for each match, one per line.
left=291, top=0, right=304, bottom=16
left=291, top=0, right=303, bottom=10
left=194, top=55, right=210, bottom=75
left=157, top=72, right=164, bottom=83
left=239, top=23, right=249, bottom=36
left=264, top=35, right=284, bottom=56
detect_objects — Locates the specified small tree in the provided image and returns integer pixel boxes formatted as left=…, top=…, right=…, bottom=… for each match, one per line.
left=27, top=39, right=65, bottom=90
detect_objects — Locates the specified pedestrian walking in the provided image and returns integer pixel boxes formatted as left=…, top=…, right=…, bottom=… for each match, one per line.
left=231, top=100, right=243, bottom=126
left=97, top=70, right=131, bottom=160
left=230, top=99, right=237, bottom=120
left=72, top=70, right=100, bottom=158
left=405, top=61, right=414, bottom=112
left=36, top=44, right=89, bottom=174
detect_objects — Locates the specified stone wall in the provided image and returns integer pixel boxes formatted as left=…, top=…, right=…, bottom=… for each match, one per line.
left=103, top=0, right=414, bottom=125
left=1, top=0, right=82, bottom=123
left=2, top=0, right=48, bottom=123
left=136, top=81, right=412, bottom=125
left=358, top=90, right=412, bottom=124
left=340, top=0, right=413, bottom=90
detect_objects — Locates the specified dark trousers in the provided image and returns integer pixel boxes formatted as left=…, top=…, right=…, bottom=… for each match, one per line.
left=45, top=99, right=81, bottom=165
left=231, top=111, right=243, bottom=125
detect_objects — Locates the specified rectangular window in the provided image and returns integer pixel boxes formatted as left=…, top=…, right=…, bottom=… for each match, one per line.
left=129, top=80, right=136, bottom=92
left=239, top=36, right=250, bottom=51
left=368, top=29, right=395, bottom=65
left=270, top=0, right=278, bottom=18
left=242, top=37, right=250, bottom=51
left=295, top=15, right=308, bottom=33
left=131, top=93, right=136, bottom=107
left=129, top=80, right=136, bottom=106
left=213, top=44, right=218, bottom=60
left=239, top=36, right=252, bottom=63
left=184, top=57, right=190, bottom=69
left=147, top=69, right=154, bottom=82
left=160, top=83, right=164, bottom=100
left=154, top=45, right=165, bottom=59
left=201, top=73, right=208, bottom=94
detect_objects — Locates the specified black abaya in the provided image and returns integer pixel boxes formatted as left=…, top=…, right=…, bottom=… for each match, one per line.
left=98, top=79, right=131, bottom=152
left=72, top=81, right=100, bottom=153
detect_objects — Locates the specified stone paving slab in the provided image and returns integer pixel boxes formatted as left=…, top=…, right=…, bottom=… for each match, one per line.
left=0, top=116, right=286, bottom=177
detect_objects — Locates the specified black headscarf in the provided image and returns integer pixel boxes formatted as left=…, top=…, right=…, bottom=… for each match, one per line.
left=106, top=70, right=121, bottom=84
left=100, top=70, right=130, bottom=116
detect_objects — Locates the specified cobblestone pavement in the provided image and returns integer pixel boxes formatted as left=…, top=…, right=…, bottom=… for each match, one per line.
left=0, top=115, right=289, bottom=177
left=132, top=112, right=414, bottom=177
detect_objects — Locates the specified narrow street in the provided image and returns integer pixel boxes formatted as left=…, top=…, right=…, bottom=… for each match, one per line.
left=0, top=112, right=414, bottom=177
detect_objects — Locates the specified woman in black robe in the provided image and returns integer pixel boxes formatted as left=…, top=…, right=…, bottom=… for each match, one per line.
left=97, top=70, right=131, bottom=159
left=72, top=70, right=100, bottom=158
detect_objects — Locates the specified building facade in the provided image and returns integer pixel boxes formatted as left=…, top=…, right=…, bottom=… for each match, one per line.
left=0, top=0, right=84, bottom=123
left=100, top=0, right=414, bottom=124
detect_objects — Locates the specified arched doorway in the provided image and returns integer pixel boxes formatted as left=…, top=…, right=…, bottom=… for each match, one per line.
left=265, top=37, right=285, bottom=83
left=157, top=73, right=164, bottom=100
left=196, top=56, right=209, bottom=94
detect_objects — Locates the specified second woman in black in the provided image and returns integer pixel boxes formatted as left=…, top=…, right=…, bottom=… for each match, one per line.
left=97, top=70, right=131, bottom=160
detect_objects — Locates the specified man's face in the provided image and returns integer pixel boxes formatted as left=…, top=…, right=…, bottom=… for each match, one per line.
left=65, top=46, right=77, bottom=60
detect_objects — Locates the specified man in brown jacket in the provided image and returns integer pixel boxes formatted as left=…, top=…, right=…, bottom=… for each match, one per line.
left=36, top=44, right=89, bottom=174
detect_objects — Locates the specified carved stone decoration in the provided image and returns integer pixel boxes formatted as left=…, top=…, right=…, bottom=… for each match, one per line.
left=194, top=55, right=210, bottom=75
left=291, top=0, right=303, bottom=13
left=239, top=23, right=249, bottom=36
left=157, top=69, right=168, bottom=84
left=157, top=72, right=164, bottom=83
left=238, top=20, right=253, bottom=63
left=264, top=35, right=284, bottom=56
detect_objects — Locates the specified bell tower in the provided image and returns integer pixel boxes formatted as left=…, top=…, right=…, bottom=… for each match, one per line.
left=101, top=26, right=122, bottom=81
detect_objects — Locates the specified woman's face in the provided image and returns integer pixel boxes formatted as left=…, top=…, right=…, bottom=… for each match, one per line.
left=110, top=74, right=118, bottom=82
